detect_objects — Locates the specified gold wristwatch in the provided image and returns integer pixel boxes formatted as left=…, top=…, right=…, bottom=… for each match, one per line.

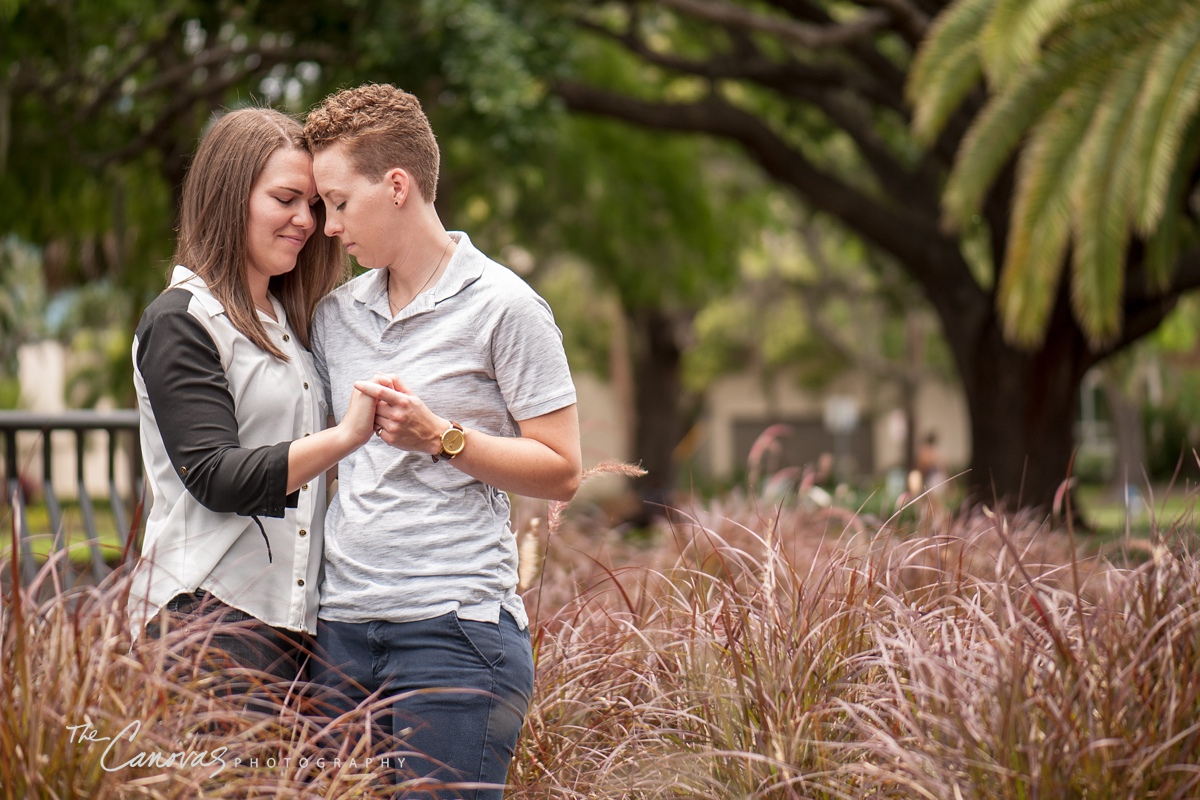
left=432, top=421, right=466, bottom=462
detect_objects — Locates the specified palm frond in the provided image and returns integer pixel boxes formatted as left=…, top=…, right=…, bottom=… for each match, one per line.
left=978, top=0, right=1073, bottom=87
left=1144, top=120, right=1200, bottom=290
left=1129, top=6, right=1200, bottom=233
left=907, top=0, right=994, bottom=145
left=1069, top=43, right=1154, bottom=346
left=941, top=20, right=1135, bottom=229
left=917, top=0, right=1200, bottom=346
left=997, top=84, right=1102, bottom=346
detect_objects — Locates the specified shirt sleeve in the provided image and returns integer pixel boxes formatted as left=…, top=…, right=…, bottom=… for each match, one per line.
left=135, top=292, right=293, bottom=517
left=490, top=286, right=577, bottom=422
left=310, top=297, right=335, bottom=412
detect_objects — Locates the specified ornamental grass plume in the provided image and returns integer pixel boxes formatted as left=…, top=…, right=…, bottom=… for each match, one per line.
left=510, top=482, right=1200, bottom=798
left=6, top=466, right=1200, bottom=798
left=0, top=549, right=408, bottom=799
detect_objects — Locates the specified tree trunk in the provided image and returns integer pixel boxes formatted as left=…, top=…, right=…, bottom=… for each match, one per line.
left=948, top=295, right=1092, bottom=512
left=627, top=306, right=687, bottom=525
left=553, top=77, right=1198, bottom=515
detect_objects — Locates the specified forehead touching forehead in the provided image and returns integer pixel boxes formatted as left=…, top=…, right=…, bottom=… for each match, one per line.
left=312, top=142, right=367, bottom=196
left=258, top=147, right=316, bottom=192
left=302, top=83, right=440, bottom=203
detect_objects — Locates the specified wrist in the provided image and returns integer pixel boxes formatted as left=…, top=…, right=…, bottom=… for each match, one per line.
left=337, top=418, right=369, bottom=452
left=428, top=418, right=448, bottom=456
left=432, top=420, right=466, bottom=462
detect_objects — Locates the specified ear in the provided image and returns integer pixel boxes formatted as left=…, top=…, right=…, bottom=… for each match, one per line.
left=387, top=167, right=413, bottom=207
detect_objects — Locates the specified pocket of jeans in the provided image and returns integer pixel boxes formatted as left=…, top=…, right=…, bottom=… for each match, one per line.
left=451, top=616, right=506, bottom=669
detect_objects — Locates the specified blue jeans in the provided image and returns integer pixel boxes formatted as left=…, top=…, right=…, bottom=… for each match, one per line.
left=311, top=610, right=534, bottom=799
left=144, top=590, right=312, bottom=682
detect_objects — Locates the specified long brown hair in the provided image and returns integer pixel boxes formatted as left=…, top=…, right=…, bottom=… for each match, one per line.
left=172, top=107, right=346, bottom=359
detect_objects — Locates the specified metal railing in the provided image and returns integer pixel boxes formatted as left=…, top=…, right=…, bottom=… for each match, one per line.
left=1, top=410, right=142, bottom=586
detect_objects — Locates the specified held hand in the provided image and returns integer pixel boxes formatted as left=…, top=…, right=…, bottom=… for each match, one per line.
left=339, top=384, right=379, bottom=447
left=354, top=375, right=445, bottom=455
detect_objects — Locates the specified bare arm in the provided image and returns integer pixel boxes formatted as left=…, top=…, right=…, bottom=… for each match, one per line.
left=283, top=388, right=375, bottom=494
left=355, top=377, right=582, bottom=502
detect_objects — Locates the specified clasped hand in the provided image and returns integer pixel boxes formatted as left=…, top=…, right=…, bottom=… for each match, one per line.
left=354, top=374, right=446, bottom=456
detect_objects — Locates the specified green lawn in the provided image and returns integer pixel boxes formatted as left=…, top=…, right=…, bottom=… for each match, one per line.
left=1076, top=482, right=1199, bottom=539
left=1, top=500, right=128, bottom=567
left=4, top=484, right=1196, bottom=570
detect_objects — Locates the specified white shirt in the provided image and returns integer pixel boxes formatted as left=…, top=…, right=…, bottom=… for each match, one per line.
left=128, top=266, right=326, bottom=634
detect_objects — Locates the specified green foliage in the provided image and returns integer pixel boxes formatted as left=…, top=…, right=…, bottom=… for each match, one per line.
left=532, top=259, right=618, bottom=379
left=910, top=0, right=1200, bottom=347
left=3, top=0, right=582, bottom=407
left=0, top=236, right=46, bottom=377
left=1143, top=393, right=1200, bottom=483
left=513, top=114, right=763, bottom=312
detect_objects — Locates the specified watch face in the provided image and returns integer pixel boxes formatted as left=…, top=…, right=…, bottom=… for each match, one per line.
left=442, top=427, right=466, bottom=455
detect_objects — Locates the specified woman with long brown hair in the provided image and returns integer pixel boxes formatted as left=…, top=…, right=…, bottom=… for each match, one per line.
left=128, top=107, right=375, bottom=681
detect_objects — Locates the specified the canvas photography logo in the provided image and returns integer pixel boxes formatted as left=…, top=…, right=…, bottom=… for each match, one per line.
left=65, top=719, right=230, bottom=778
left=64, top=717, right=404, bottom=780
left=1, top=553, right=414, bottom=797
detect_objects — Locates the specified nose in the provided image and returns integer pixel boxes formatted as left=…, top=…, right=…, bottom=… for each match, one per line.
left=294, top=203, right=314, bottom=230
left=324, top=214, right=342, bottom=238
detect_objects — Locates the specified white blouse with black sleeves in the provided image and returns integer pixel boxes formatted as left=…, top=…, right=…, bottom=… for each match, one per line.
left=127, top=266, right=326, bottom=635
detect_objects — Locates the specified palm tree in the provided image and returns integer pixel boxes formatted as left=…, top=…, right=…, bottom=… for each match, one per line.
left=910, top=0, right=1200, bottom=348
left=555, top=0, right=1200, bottom=511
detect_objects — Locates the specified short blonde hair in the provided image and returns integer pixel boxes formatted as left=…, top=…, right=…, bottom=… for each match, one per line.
left=303, top=84, right=440, bottom=203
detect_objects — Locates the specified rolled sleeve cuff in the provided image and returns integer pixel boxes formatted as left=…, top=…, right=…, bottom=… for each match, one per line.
left=257, top=440, right=293, bottom=518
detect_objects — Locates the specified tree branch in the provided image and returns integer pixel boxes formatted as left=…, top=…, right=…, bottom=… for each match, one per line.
left=578, top=8, right=953, bottom=200
left=856, top=0, right=930, bottom=44
left=794, top=228, right=930, bottom=383
left=580, top=16, right=907, bottom=115
left=1096, top=246, right=1200, bottom=359
left=554, top=79, right=968, bottom=303
left=132, top=41, right=340, bottom=100
left=659, top=0, right=889, bottom=49
left=95, top=45, right=321, bottom=170
left=1166, top=244, right=1200, bottom=295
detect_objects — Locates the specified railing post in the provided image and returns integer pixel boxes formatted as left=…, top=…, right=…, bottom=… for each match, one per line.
left=108, top=431, right=128, bottom=546
left=77, top=430, right=109, bottom=584
left=0, top=410, right=140, bottom=586
left=5, top=428, right=38, bottom=586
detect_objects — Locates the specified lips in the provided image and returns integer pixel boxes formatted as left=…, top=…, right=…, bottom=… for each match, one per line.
left=280, top=234, right=306, bottom=247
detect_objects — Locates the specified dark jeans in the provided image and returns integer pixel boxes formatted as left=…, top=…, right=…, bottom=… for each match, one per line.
left=144, top=590, right=312, bottom=684
left=311, top=610, right=534, bottom=800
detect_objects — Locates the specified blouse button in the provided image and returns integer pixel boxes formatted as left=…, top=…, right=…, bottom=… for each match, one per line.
left=283, top=334, right=291, bottom=342
left=303, top=382, right=309, bottom=389
left=299, top=529, right=307, bottom=537
left=302, top=483, right=309, bottom=491
left=179, top=466, right=188, bottom=475
left=297, top=579, right=305, bottom=586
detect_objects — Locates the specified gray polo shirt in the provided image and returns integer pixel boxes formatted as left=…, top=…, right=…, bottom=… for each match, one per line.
left=311, top=232, right=576, bottom=628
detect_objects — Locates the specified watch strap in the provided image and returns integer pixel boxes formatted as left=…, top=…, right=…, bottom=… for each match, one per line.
left=432, top=421, right=465, bottom=462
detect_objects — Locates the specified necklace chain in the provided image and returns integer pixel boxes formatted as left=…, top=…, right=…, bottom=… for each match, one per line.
left=389, top=236, right=453, bottom=316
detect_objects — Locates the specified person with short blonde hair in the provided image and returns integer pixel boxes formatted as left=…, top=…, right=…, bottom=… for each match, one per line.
left=304, top=84, right=582, bottom=799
